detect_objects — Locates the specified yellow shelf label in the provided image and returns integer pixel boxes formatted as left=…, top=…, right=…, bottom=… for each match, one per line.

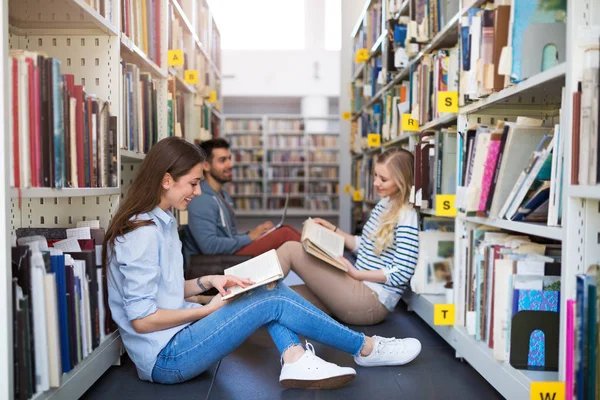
left=438, top=91, right=459, bottom=113
left=530, top=382, right=564, bottom=400
left=208, top=90, right=217, bottom=103
left=342, top=111, right=352, bottom=120
left=434, top=304, right=455, bottom=325
left=436, top=194, right=457, bottom=217
left=367, top=133, right=381, bottom=147
left=355, top=48, right=369, bottom=63
left=344, top=184, right=354, bottom=194
left=167, top=49, right=184, bottom=66
left=401, top=114, right=419, bottom=131
left=184, top=69, right=199, bottom=84
left=353, top=189, right=364, bottom=202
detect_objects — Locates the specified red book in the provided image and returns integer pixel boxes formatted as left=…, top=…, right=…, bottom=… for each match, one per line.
left=26, top=57, right=36, bottom=188
left=87, top=97, right=95, bottom=187
left=73, top=85, right=85, bottom=188
left=31, top=57, right=43, bottom=187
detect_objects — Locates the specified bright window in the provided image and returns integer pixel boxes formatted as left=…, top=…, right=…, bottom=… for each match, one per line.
left=324, top=0, right=342, bottom=51
left=208, top=0, right=305, bottom=50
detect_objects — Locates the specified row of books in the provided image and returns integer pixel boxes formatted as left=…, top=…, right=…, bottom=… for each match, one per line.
left=411, top=0, right=460, bottom=44
left=233, top=198, right=262, bottom=210
left=310, top=136, right=338, bottom=147
left=310, top=183, right=340, bottom=195
left=453, top=227, right=562, bottom=372
left=411, top=48, right=460, bottom=124
left=268, top=120, right=304, bottom=131
left=269, top=183, right=304, bottom=195
left=268, top=137, right=305, bottom=148
left=121, top=0, right=161, bottom=67
left=265, top=197, right=339, bottom=211
left=228, top=136, right=262, bottom=147
left=121, top=62, right=159, bottom=154
left=455, top=117, right=562, bottom=226
left=460, top=1, right=565, bottom=104
left=353, top=1, right=382, bottom=70
left=232, top=166, right=262, bottom=179
left=411, top=128, right=458, bottom=210
left=309, top=153, right=339, bottom=163
left=567, top=266, right=599, bottom=400
left=226, top=183, right=263, bottom=196
left=572, top=45, right=599, bottom=186
left=9, top=51, right=118, bottom=190
left=267, top=152, right=304, bottom=163
left=232, top=152, right=262, bottom=163
left=225, top=120, right=262, bottom=131
left=87, top=0, right=115, bottom=25
left=12, top=224, right=113, bottom=400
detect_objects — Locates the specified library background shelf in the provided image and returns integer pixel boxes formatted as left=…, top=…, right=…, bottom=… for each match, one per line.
left=344, top=0, right=600, bottom=397
left=2, top=0, right=223, bottom=398
left=224, top=114, right=341, bottom=218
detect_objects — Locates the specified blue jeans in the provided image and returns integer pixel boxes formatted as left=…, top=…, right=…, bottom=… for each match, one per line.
left=151, top=282, right=365, bottom=384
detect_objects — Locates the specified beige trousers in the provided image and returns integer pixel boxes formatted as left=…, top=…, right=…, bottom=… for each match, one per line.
left=276, top=241, right=388, bottom=326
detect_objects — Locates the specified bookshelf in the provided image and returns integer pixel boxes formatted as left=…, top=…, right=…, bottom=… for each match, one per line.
left=2, top=0, right=222, bottom=399
left=345, top=0, right=600, bottom=398
left=224, top=114, right=341, bottom=216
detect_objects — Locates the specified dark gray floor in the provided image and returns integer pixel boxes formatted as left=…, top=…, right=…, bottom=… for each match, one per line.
left=82, top=303, right=503, bottom=400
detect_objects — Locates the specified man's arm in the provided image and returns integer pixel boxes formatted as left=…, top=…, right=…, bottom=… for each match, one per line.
left=188, top=196, right=252, bottom=254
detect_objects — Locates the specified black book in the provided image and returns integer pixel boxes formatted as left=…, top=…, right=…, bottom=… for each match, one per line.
left=40, top=57, right=51, bottom=187
left=65, top=264, right=77, bottom=369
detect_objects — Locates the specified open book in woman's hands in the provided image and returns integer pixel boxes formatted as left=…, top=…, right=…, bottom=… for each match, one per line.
left=301, top=219, right=348, bottom=272
left=221, top=249, right=284, bottom=300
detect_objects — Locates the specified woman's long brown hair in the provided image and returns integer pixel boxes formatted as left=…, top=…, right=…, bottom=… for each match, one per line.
left=102, top=136, right=205, bottom=270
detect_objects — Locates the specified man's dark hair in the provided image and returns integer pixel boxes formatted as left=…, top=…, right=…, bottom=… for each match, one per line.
left=199, top=138, right=230, bottom=160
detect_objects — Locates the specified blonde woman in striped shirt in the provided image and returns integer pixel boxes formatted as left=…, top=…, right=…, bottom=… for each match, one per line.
left=278, top=148, right=419, bottom=326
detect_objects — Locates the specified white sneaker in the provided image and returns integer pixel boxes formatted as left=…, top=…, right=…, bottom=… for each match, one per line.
left=279, top=342, right=356, bottom=389
left=354, top=336, right=421, bottom=367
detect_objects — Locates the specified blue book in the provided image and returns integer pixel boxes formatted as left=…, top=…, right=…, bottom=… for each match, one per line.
left=51, top=254, right=70, bottom=373
left=512, top=289, right=560, bottom=367
left=586, top=278, right=597, bottom=400
left=575, top=275, right=587, bottom=400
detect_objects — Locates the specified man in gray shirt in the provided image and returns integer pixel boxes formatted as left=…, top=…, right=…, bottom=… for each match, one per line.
left=182, top=138, right=300, bottom=264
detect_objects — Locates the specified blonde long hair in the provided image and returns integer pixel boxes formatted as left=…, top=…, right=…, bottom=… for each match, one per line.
left=372, top=148, right=414, bottom=256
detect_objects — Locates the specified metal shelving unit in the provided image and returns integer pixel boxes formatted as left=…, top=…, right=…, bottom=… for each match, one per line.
left=345, top=0, right=600, bottom=397
left=3, top=0, right=223, bottom=398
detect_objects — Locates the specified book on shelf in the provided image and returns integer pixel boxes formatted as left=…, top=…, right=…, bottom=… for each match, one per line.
left=9, top=50, right=118, bottom=190
left=301, top=219, right=348, bottom=272
left=454, top=117, right=561, bottom=225
left=457, top=227, right=562, bottom=371
left=573, top=43, right=599, bottom=186
left=121, top=0, right=161, bottom=66
left=121, top=62, right=159, bottom=154
left=410, top=230, right=455, bottom=295
left=569, top=265, right=599, bottom=400
left=11, top=224, right=114, bottom=399
left=221, top=250, right=283, bottom=300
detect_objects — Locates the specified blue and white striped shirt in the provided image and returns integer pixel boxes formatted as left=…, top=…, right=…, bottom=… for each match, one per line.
left=355, top=197, right=419, bottom=311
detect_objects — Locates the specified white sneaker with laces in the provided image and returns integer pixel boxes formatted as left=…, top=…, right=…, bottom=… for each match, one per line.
left=279, top=342, right=356, bottom=389
left=354, top=336, right=421, bottom=367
